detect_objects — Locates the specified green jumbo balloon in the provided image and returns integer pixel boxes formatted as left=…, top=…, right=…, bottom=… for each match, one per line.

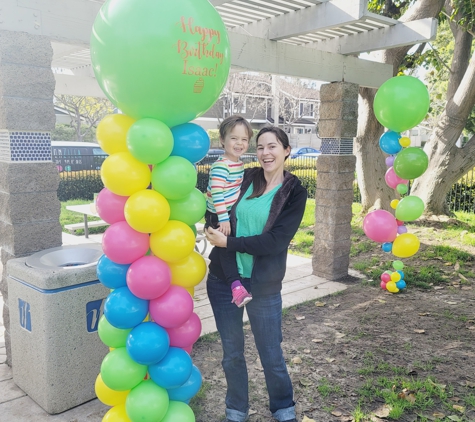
left=126, top=380, right=169, bottom=422
left=91, top=0, right=230, bottom=127
left=127, top=118, right=174, bottom=165
left=373, top=76, right=430, bottom=132
left=393, top=147, right=429, bottom=179
left=395, top=195, right=425, bottom=222
left=98, top=315, right=132, bottom=348
left=161, top=401, right=196, bottom=422
left=101, top=348, right=147, bottom=391
left=152, top=156, right=197, bottom=200
left=168, top=188, right=207, bottom=226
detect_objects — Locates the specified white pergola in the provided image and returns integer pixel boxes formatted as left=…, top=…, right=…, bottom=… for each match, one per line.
left=0, top=0, right=437, bottom=95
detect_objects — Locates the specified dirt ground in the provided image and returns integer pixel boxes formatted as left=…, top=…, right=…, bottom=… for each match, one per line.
left=191, top=222, right=475, bottom=422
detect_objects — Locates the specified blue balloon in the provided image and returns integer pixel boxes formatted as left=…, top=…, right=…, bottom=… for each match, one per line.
left=104, top=287, right=148, bottom=329
left=149, top=347, right=192, bottom=389
left=396, top=280, right=406, bottom=289
left=97, top=254, right=129, bottom=289
left=396, top=270, right=405, bottom=279
left=171, top=123, right=210, bottom=164
left=126, top=322, right=170, bottom=365
left=382, top=242, right=393, bottom=253
left=167, top=365, right=202, bottom=402
left=379, top=131, right=402, bottom=155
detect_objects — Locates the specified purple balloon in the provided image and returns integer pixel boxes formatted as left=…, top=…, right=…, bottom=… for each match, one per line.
left=397, top=225, right=408, bottom=234
left=385, top=156, right=395, bottom=167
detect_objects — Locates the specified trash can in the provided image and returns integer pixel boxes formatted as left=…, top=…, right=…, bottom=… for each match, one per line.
left=7, top=244, right=109, bottom=414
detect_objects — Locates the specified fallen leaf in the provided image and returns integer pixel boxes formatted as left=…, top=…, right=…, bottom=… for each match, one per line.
left=453, top=405, right=465, bottom=413
left=323, top=322, right=335, bottom=326
left=248, top=409, right=258, bottom=416
left=445, top=262, right=453, bottom=266
left=468, top=326, right=475, bottom=330
left=377, top=299, right=386, bottom=303
left=299, top=377, right=313, bottom=387
left=458, top=273, right=468, bottom=281
left=448, top=416, right=462, bottom=421
left=414, top=329, right=426, bottom=334
left=296, top=315, right=306, bottom=320
left=302, top=416, right=316, bottom=422
left=373, top=404, right=391, bottom=418
left=461, top=286, right=472, bottom=290
left=419, top=312, right=431, bottom=316
left=303, top=349, right=311, bottom=354
left=291, top=357, right=302, bottom=364
left=331, top=410, right=343, bottom=417
left=454, top=262, right=460, bottom=271
left=332, top=303, right=340, bottom=308
left=428, top=379, right=446, bottom=390
left=434, top=286, right=445, bottom=290
left=335, top=332, right=346, bottom=338
left=446, top=301, right=458, bottom=305
left=315, top=301, right=326, bottom=307
left=406, top=393, right=416, bottom=404
left=312, top=338, right=323, bottom=343
left=433, top=412, right=445, bottom=419
left=466, top=381, right=475, bottom=388
left=325, top=358, right=335, bottom=363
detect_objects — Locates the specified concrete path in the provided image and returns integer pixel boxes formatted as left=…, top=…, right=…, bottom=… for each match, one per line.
left=0, top=232, right=353, bottom=421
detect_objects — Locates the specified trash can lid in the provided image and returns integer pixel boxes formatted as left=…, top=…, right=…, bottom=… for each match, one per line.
left=26, top=244, right=103, bottom=270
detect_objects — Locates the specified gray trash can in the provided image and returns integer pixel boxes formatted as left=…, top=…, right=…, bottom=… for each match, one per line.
left=7, top=244, right=110, bottom=414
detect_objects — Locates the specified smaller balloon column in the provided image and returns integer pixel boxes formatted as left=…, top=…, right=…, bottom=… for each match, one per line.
left=363, top=75, right=430, bottom=294
left=93, top=114, right=210, bottom=422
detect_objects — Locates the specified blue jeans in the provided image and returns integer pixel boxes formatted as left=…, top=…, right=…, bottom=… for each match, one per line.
left=207, top=273, right=296, bottom=422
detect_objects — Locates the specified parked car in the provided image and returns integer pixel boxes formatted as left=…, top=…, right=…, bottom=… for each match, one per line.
left=52, top=141, right=107, bottom=172
left=290, top=147, right=320, bottom=158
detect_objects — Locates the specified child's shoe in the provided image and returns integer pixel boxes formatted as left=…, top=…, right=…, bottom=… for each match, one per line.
left=231, top=285, right=252, bottom=308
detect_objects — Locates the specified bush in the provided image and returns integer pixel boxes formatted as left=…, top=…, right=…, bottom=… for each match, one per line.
left=58, top=171, right=104, bottom=201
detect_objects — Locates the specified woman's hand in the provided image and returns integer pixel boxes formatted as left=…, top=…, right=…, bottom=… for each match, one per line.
left=217, top=221, right=231, bottom=236
left=205, top=227, right=228, bottom=248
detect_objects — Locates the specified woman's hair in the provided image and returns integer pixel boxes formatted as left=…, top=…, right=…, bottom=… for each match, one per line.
left=248, top=126, right=290, bottom=199
left=219, top=115, right=254, bottom=141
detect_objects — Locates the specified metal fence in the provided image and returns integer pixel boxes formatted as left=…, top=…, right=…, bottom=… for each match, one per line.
left=57, top=154, right=475, bottom=213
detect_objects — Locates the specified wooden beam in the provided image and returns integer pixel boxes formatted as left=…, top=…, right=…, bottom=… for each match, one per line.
left=229, top=32, right=393, bottom=88
left=313, top=18, right=438, bottom=54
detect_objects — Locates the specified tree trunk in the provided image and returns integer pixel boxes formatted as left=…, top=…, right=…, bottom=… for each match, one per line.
left=354, top=0, right=445, bottom=213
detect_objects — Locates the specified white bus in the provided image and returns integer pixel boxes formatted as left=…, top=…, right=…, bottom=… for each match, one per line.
left=51, top=141, right=107, bottom=172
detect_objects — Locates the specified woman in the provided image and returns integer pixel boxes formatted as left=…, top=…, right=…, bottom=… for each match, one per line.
left=205, top=126, right=307, bottom=422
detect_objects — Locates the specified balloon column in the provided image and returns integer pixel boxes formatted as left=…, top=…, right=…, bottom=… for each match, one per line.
left=364, top=75, right=430, bottom=294
left=90, top=1, right=230, bottom=421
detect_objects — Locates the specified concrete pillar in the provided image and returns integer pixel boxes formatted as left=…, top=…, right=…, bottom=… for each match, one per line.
left=313, top=82, right=358, bottom=280
left=0, top=30, right=62, bottom=366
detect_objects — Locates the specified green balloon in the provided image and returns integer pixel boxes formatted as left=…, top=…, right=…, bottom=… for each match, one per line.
left=396, top=183, right=408, bottom=195
left=395, top=195, right=425, bottom=222
left=189, top=224, right=197, bottom=238
left=161, top=401, right=196, bottom=422
left=91, top=0, right=230, bottom=127
left=126, top=380, right=169, bottom=422
left=373, top=76, right=429, bottom=132
left=169, top=188, right=206, bottom=226
left=101, top=348, right=147, bottom=391
left=393, top=147, right=429, bottom=179
left=152, top=156, right=197, bottom=200
left=98, top=315, right=132, bottom=348
left=392, top=260, right=404, bottom=270
left=127, top=118, right=174, bottom=165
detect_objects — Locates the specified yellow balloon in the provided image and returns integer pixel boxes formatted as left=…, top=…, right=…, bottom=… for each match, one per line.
left=125, top=190, right=170, bottom=233
left=150, top=220, right=195, bottom=263
left=97, top=114, right=136, bottom=155
left=169, top=251, right=207, bottom=288
left=399, top=136, right=411, bottom=148
left=102, top=403, right=131, bottom=422
left=386, top=281, right=400, bottom=293
left=390, top=272, right=401, bottom=282
left=184, top=286, right=195, bottom=297
left=101, top=151, right=151, bottom=196
left=390, top=199, right=399, bottom=209
left=392, top=233, right=420, bottom=258
left=95, top=374, right=130, bottom=406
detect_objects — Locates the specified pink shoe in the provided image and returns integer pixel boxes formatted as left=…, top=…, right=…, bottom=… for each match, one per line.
left=231, top=286, right=253, bottom=308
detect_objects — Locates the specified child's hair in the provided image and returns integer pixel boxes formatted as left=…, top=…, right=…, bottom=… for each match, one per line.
left=219, top=115, right=254, bottom=141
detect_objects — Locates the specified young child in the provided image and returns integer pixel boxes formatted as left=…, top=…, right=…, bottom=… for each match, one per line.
left=205, top=115, right=253, bottom=307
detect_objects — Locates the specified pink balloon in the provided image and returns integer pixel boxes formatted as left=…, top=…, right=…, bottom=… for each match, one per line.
left=385, top=167, right=408, bottom=189
left=380, top=281, right=387, bottom=290
left=380, top=273, right=391, bottom=282
left=182, top=345, right=193, bottom=354
left=96, top=188, right=128, bottom=224
left=127, top=256, right=171, bottom=300
left=363, top=210, right=398, bottom=243
left=102, top=221, right=149, bottom=264
left=149, top=285, right=194, bottom=328
left=166, top=313, right=202, bottom=348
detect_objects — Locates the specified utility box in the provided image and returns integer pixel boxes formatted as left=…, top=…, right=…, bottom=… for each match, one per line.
left=7, top=244, right=109, bottom=414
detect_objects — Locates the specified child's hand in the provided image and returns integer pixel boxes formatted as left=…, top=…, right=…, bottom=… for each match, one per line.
left=217, top=221, right=231, bottom=236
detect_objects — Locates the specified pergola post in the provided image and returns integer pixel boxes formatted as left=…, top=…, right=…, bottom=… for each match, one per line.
left=312, top=82, right=358, bottom=280
left=0, top=30, right=62, bottom=365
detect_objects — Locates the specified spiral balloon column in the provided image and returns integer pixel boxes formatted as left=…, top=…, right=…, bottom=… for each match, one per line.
left=89, top=1, right=230, bottom=420
left=364, top=75, right=430, bottom=294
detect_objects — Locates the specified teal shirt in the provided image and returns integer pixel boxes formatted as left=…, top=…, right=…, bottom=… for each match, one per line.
left=236, top=183, right=282, bottom=278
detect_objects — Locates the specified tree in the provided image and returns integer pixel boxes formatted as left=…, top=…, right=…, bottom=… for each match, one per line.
left=53, top=95, right=115, bottom=142
left=355, top=0, right=475, bottom=217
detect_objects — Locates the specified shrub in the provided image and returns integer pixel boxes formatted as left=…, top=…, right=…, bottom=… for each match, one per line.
left=58, top=172, right=104, bottom=201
